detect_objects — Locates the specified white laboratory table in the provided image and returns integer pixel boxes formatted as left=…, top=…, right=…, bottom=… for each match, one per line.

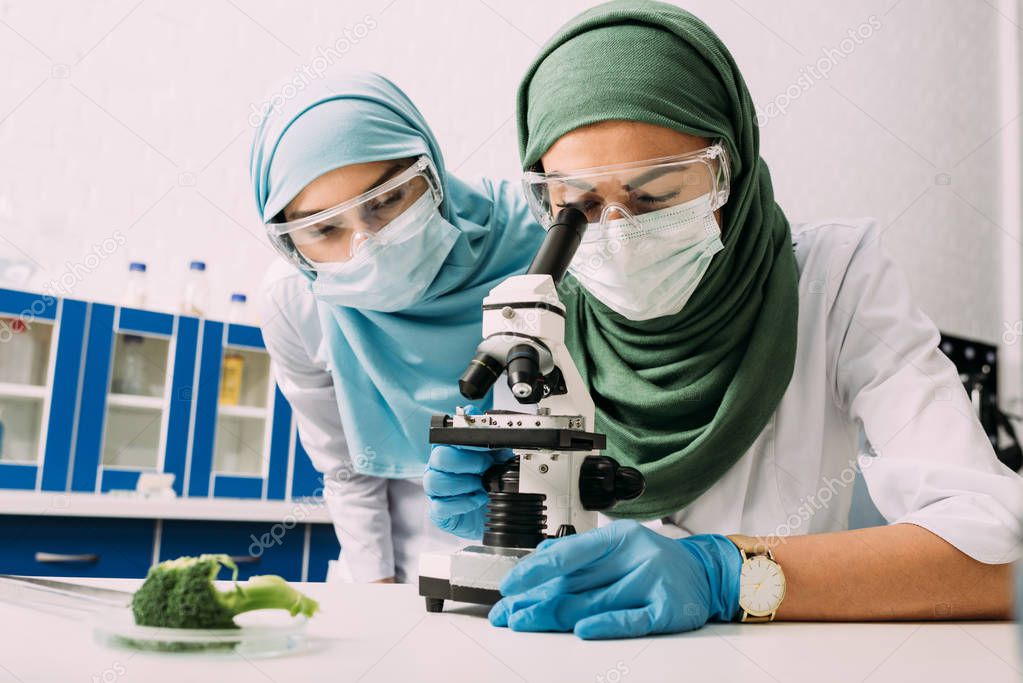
left=0, top=580, right=1018, bottom=683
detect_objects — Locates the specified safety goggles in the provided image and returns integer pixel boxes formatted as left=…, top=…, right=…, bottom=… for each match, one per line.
left=522, top=142, right=730, bottom=230
left=266, top=156, right=443, bottom=269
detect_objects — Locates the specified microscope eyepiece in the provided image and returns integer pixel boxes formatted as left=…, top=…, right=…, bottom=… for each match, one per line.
left=458, top=351, right=504, bottom=400
left=526, top=207, right=587, bottom=286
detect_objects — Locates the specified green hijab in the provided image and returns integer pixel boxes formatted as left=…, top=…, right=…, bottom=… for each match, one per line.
left=517, top=0, right=799, bottom=518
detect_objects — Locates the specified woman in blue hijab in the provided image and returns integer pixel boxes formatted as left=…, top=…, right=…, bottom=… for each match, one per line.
left=250, top=71, right=543, bottom=583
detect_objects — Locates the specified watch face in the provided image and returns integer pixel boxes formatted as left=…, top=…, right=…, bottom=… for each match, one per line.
left=739, top=555, right=786, bottom=617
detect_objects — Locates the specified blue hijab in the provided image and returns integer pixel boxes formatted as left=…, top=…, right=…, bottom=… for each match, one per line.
left=250, top=72, right=543, bottom=477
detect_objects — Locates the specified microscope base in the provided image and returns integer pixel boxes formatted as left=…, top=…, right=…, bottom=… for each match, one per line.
left=418, top=576, right=501, bottom=612
left=418, top=546, right=531, bottom=613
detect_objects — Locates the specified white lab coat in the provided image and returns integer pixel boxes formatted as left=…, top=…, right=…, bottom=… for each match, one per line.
left=260, top=218, right=1022, bottom=582
left=258, top=262, right=463, bottom=582
left=657, top=218, right=1022, bottom=563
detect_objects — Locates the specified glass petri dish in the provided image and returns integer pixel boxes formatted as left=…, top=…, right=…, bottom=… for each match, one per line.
left=93, top=608, right=308, bottom=657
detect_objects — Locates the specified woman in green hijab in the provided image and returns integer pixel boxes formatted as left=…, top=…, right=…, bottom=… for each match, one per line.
left=426, top=0, right=1020, bottom=638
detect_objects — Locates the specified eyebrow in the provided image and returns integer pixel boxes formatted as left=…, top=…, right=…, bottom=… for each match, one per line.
left=561, top=177, right=597, bottom=192
left=556, top=164, right=685, bottom=195
left=624, top=164, right=684, bottom=190
left=285, top=162, right=407, bottom=221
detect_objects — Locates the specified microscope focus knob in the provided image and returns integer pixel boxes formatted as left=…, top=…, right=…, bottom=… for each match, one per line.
left=578, top=455, right=646, bottom=511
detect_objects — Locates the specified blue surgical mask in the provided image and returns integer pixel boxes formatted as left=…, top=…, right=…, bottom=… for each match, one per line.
left=310, top=192, right=458, bottom=312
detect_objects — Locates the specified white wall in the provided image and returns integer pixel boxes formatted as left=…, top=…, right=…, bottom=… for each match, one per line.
left=1, top=0, right=1020, bottom=388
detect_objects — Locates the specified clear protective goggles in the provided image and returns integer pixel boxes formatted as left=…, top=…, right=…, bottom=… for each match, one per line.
left=266, top=155, right=443, bottom=269
left=521, top=142, right=730, bottom=231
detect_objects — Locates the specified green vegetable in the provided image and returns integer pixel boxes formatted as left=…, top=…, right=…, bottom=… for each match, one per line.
left=131, top=554, right=319, bottom=629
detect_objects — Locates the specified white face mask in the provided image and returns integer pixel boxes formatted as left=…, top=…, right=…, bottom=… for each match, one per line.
left=310, top=192, right=458, bottom=312
left=567, top=193, right=724, bottom=321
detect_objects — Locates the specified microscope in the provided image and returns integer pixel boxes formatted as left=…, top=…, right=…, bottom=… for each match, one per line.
left=418, top=208, right=646, bottom=612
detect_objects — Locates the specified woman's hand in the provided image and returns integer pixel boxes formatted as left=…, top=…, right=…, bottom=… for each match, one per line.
left=423, top=444, right=513, bottom=540
left=489, top=519, right=743, bottom=639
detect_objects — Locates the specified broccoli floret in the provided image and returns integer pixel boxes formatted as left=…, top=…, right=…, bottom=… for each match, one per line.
left=131, top=554, right=319, bottom=629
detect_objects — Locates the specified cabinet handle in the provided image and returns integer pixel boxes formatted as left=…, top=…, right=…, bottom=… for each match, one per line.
left=35, top=552, right=99, bottom=564
left=228, top=555, right=260, bottom=565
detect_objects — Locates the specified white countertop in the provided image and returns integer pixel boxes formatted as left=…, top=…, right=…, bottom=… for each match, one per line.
left=0, top=579, right=1019, bottom=683
left=0, top=490, right=332, bottom=523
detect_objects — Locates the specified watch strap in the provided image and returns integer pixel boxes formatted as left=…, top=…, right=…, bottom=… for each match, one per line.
left=741, top=612, right=774, bottom=624
left=728, top=534, right=773, bottom=559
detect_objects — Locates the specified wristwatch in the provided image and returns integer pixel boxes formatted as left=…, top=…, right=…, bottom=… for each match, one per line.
left=727, top=534, right=786, bottom=623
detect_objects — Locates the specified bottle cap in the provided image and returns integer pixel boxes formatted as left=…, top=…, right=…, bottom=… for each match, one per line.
left=129, top=262, right=147, bottom=272
left=230, top=293, right=247, bottom=303
left=189, top=261, right=206, bottom=271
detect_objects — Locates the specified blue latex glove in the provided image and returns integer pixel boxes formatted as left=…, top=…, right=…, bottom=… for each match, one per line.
left=424, top=442, right=513, bottom=540
left=489, top=519, right=742, bottom=639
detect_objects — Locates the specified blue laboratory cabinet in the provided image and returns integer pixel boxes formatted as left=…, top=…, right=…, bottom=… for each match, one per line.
left=0, top=288, right=337, bottom=580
